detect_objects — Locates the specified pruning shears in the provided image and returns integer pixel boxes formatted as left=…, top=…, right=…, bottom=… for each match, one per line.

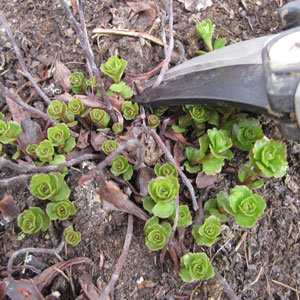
left=134, top=1, right=300, bottom=140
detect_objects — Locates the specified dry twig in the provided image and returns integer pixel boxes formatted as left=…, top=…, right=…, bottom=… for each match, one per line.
left=98, top=214, right=134, bottom=300
left=0, top=10, right=51, bottom=105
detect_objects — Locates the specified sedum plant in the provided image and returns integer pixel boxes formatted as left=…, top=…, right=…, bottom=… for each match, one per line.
left=70, top=72, right=86, bottom=94
left=144, top=216, right=171, bottom=250
left=18, top=207, right=50, bottom=234
left=47, top=100, right=74, bottom=123
left=112, top=123, right=124, bottom=135
left=142, top=176, right=179, bottom=218
left=46, top=199, right=76, bottom=220
left=249, top=139, right=288, bottom=178
left=90, top=109, right=110, bottom=130
left=192, top=216, right=221, bottom=246
left=29, top=172, right=70, bottom=202
left=110, top=155, right=133, bottom=180
left=154, top=162, right=178, bottom=178
left=102, top=140, right=120, bottom=155
left=36, top=140, right=54, bottom=163
left=179, top=252, right=214, bottom=282
left=227, top=185, right=266, bottom=227
left=232, top=118, right=264, bottom=151
left=64, top=226, right=81, bottom=246
left=68, top=98, right=85, bottom=115
left=150, top=106, right=169, bottom=116
left=170, top=205, right=192, bottom=228
left=100, top=56, right=127, bottom=84
left=47, top=123, right=75, bottom=153
left=195, top=19, right=226, bottom=54
left=108, top=81, right=133, bottom=99
left=122, top=101, right=139, bottom=120
left=0, top=120, right=22, bottom=144
left=147, top=114, right=160, bottom=129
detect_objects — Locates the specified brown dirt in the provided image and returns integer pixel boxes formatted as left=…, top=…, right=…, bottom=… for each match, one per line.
left=1, top=0, right=300, bottom=299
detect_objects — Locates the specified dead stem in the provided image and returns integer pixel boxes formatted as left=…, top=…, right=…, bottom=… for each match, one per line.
left=0, top=10, right=51, bottom=105
left=98, top=214, right=133, bottom=300
left=59, top=0, right=113, bottom=115
left=0, top=153, right=101, bottom=176
left=214, top=268, right=240, bottom=300
left=0, top=173, right=37, bottom=188
left=152, top=0, right=174, bottom=88
left=7, top=240, right=65, bottom=281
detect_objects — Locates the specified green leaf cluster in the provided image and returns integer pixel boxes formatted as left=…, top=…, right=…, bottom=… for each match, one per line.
left=144, top=216, right=171, bottom=250
left=195, top=19, right=226, bottom=54
left=70, top=72, right=99, bottom=95
left=90, top=109, right=110, bottom=129
left=154, top=162, right=178, bottom=178
left=170, top=205, right=192, bottom=228
left=68, top=98, right=85, bottom=115
left=108, top=81, right=133, bottom=99
left=47, top=100, right=75, bottom=124
left=150, top=106, right=169, bottom=116
left=110, top=155, right=133, bottom=180
left=46, top=199, right=76, bottom=220
left=192, top=216, right=221, bottom=246
left=142, top=176, right=179, bottom=218
left=64, top=226, right=81, bottom=246
left=0, top=120, right=22, bottom=144
left=102, top=140, right=120, bottom=155
left=179, top=252, right=214, bottom=282
left=122, top=101, right=139, bottom=120
left=112, top=123, right=124, bottom=135
left=100, top=56, right=127, bottom=84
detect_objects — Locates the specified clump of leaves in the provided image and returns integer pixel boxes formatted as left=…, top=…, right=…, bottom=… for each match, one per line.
left=90, top=109, right=110, bottom=130
left=154, top=162, right=178, bottom=178
left=147, top=114, right=160, bottom=129
left=185, top=128, right=233, bottom=175
left=112, top=123, right=124, bottom=135
left=122, top=101, right=139, bottom=120
left=195, top=19, right=226, bottom=54
left=46, top=200, right=76, bottom=220
left=17, top=207, right=50, bottom=234
left=47, top=100, right=75, bottom=124
left=0, top=120, right=22, bottom=144
left=64, top=226, right=81, bottom=246
left=110, top=155, right=133, bottom=180
left=170, top=205, right=192, bottom=228
left=102, top=140, right=120, bottom=155
left=179, top=252, right=214, bottom=282
left=100, top=56, right=127, bottom=84
left=29, top=172, right=70, bottom=202
left=142, top=176, right=179, bottom=218
left=203, top=192, right=229, bottom=222
left=192, top=216, right=221, bottom=246
left=107, top=81, right=133, bottom=100
left=47, top=123, right=75, bottom=153
left=232, top=118, right=264, bottom=151
left=250, top=139, right=288, bottom=178
left=150, top=106, right=169, bottom=116
left=35, top=140, right=55, bottom=163
left=143, top=216, right=171, bottom=250
left=68, top=98, right=85, bottom=115
left=70, top=72, right=86, bottom=94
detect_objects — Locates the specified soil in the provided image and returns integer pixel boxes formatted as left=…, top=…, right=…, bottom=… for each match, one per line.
left=1, top=0, right=300, bottom=300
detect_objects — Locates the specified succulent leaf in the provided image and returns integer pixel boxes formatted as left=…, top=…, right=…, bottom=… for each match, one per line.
left=147, top=114, right=160, bottom=129
left=171, top=205, right=192, bottom=228
left=46, top=199, right=76, bottom=220
left=154, top=162, right=178, bottom=178
left=102, top=140, right=120, bottom=155
left=90, top=109, right=110, bottom=128
left=47, top=100, right=67, bottom=120
left=100, top=56, right=127, bottom=83
left=64, top=226, right=81, bottom=246
left=121, top=101, right=139, bottom=120
left=35, top=140, right=54, bottom=162
left=68, top=98, right=84, bottom=115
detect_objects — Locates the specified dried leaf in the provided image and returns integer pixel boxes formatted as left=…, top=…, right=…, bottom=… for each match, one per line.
left=173, top=141, right=186, bottom=165
left=0, top=282, right=7, bottom=300
left=76, top=129, right=90, bottom=149
left=55, top=93, right=106, bottom=109
left=196, top=171, right=223, bottom=189
left=98, top=180, right=148, bottom=221
left=164, top=128, right=191, bottom=146
left=0, top=195, right=20, bottom=219
left=91, top=132, right=108, bottom=151
left=54, top=60, right=71, bottom=92
left=6, top=90, right=27, bottom=124
left=137, top=165, right=155, bottom=196
left=78, top=272, right=101, bottom=300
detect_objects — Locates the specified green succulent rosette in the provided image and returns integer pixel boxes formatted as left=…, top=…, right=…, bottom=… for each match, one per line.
left=150, top=106, right=169, bottom=116
left=109, top=81, right=133, bottom=99
left=0, top=120, right=22, bottom=144
left=147, top=176, right=179, bottom=218
left=121, top=101, right=139, bottom=120
left=232, top=118, right=264, bottom=151
left=143, top=216, right=171, bottom=251
left=196, top=19, right=214, bottom=51
left=29, top=172, right=71, bottom=202
left=179, top=252, right=214, bottom=282
left=170, top=205, right=192, bottom=228
left=100, top=56, right=127, bottom=83
left=110, top=155, right=133, bottom=180
left=192, top=216, right=221, bottom=246
left=18, top=207, right=50, bottom=234
left=64, top=226, right=81, bottom=246
left=102, top=140, right=120, bottom=155
left=68, top=98, right=84, bottom=115
left=185, top=105, right=209, bottom=123
left=147, top=114, right=160, bottom=129
left=46, top=199, right=76, bottom=220
left=70, top=72, right=85, bottom=94
left=36, top=140, right=54, bottom=162
left=26, top=144, right=38, bottom=157
left=47, top=100, right=67, bottom=120
left=112, top=123, right=124, bottom=135
left=90, top=109, right=110, bottom=128
left=228, top=185, right=266, bottom=227
left=208, top=128, right=233, bottom=158
left=47, top=123, right=70, bottom=146
left=249, top=139, right=288, bottom=178
left=154, top=162, right=178, bottom=178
